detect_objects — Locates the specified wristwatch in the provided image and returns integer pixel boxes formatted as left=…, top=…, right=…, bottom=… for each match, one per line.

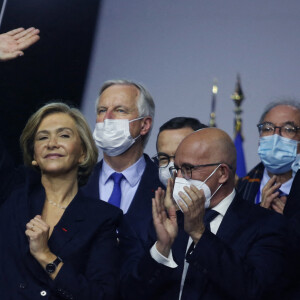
left=45, top=256, right=63, bottom=274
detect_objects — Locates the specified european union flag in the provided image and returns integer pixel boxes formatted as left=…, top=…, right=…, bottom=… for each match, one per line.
left=234, top=132, right=246, bottom=178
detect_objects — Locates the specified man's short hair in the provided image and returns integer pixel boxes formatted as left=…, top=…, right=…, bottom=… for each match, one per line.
left=98, top=79, right=155, bottom=147
left=156, top=117, right=207, bottom=150
left=259, top=99, right=300, bottom=124
left=158, top=117, right=207, bottom=134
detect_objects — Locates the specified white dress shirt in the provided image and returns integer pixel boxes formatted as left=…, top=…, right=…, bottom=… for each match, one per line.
left=256, top=168, right=294, bottom=204
left=99, top=155, right=146, bottom=213
left=150, top=189, right=236, bottom=300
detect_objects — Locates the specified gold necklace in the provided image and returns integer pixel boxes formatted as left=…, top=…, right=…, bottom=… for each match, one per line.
left=46, top=198, right=67, bottom=210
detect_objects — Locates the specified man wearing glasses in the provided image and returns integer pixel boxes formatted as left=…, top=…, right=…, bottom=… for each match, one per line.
left=238, top=101, right=300, bottom=297
left=121, top=128, right=286, bottom=299
left=238, top=100, right=300, bottom=214
left=153, top=117, right=207, bottom=187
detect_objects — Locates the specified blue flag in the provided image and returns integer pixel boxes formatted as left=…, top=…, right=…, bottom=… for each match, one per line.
left=234, top=132, right=246, bottom=178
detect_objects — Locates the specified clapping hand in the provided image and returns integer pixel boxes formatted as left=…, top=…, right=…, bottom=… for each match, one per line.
left=152, top=185, right=178, bottom=258
left=177, top=185, right=206, bottom=244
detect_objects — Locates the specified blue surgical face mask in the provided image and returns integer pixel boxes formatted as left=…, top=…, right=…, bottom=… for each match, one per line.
left=258, top=134, right=298, bottom=174
left=292, top=154, right=300, bottom=175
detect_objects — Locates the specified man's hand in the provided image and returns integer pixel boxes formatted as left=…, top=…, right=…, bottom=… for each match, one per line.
left=271, top=196, right=287, bottom=214
left=260, top=176, right=286, bottom=214
left=0, top=27, right=40, bottom=61
left=164, top=178, right=175, bottom=209
left=25, top=215, right=51, bottom=260
left=177, top=185, right=206, bottom=245
left=152, top=187, right=178, bottom=258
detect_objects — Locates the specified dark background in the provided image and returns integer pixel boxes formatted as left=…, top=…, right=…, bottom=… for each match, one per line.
left=0, top=0, right=101, bottom=164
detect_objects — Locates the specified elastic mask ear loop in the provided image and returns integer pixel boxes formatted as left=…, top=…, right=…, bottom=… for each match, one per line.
left=210, top=183, right=223, bottom=200
left=203, top=164, right=221, bottom=184
left=129, top=116, right=145, bottom=123
left=129, top=116, right=145, bottom=141
left=204, top=164, right=222, bottom=201
left=133, top=134, right=141, bottom=142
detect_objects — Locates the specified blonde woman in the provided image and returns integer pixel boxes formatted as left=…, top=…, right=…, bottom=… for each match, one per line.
left=0, top=102, right=121, bottom=300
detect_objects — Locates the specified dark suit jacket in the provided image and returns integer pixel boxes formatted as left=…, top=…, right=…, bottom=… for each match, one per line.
left=120, top=192, right=286, bottom=300
left=236, top=162, right=265, bottom=203
left=82, top=154, right=163, bottom=244
left=281, top=171, right=300, bottom=298
left=238, top=164, right=300, bottom=298
left=0, top=168, right=122, bottom=300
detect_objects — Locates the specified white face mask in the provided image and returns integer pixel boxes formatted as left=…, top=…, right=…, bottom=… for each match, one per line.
left=172, top=164, right=222, bottom=212
left=93, top=117, right=143, bottom=156
left=159, top=161, right=175, bottom=187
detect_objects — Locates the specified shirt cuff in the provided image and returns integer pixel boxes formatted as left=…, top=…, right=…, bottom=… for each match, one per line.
left=150, top=242, right=178, bottom=268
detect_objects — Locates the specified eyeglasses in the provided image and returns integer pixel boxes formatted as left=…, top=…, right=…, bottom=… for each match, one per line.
left=152, top=152, right=175, bottom=168
left=257, top=122, right=300, bottom=139
left=169, top=162, right=232, bottom=180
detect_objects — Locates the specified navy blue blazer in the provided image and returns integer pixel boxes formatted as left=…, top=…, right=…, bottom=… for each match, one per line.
left=281, top=171, right=300, bottom=298
left=120, top=193, right=286, bottom=300
left=82, top=154, right=163, bottom=244
left=0, top=168, right=122, bottom=300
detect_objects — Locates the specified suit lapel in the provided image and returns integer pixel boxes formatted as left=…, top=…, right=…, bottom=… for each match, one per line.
left=48, top=191, right=86, bottom=254
left=17, top=173, right=49, bottom=285
left=17, top=179, right=86, bottom=285
left=216, top=194, right=249, bottom=242
left=172, top=212, right=188, bottom=263
left=183, top=194, right=249, bottom=298
left=17, top=170, right=45, bottom=248
left=81, top=160, right=102, bottom=199
left=125, top=155, right=160, bottom=241
left=126, top=155, right=156, bottom=217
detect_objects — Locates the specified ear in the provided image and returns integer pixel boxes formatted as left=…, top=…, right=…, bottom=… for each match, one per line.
left=140, top=117, right=152, bottom=136
left=218, top=164, right=230, bottom=184
left=78, top=148, right=86, bottom=164
left=32, top=153, right=38, bottom=166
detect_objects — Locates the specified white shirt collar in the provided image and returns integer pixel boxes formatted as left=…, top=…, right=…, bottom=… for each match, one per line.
left=211, top=189, right=236, bottom=217
left=102, top=155, right=146, bottom=186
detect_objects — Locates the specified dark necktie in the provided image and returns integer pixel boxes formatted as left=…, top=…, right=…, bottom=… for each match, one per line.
left=108, top=172, right=124, bottom=208
left=278, top=189, right=288, bottom=197
left=187, top=209, right=219, bottom=255
left=203, top=209, right=219, bottom=231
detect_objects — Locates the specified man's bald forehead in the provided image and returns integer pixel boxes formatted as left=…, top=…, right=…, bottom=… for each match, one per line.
left=178, top=127, right=231, bottom=148
left=176, top=128, right=236, bottom=169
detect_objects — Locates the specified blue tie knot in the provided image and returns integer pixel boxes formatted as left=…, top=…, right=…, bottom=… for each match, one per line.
left=111, top=172, right=124, bottom=184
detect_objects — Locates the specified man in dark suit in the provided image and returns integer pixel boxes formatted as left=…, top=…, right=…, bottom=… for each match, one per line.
left=154, top=117, right=207, bottom=187
left=120, top=128, right=286, bottom=300
left=236, top=100, right=300, bottom=298
left=83, top=80, right=163, bottom=242
left=237, top=100, right=300, bottom=213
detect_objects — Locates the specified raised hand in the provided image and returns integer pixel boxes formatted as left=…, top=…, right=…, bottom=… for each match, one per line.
left=177, top=184, right=206, bottom=245
left=152, top=187, right=178, bottom=257
left=164, top=177, right=176, bottom=209
left=0, top=27, right=40, bottom=61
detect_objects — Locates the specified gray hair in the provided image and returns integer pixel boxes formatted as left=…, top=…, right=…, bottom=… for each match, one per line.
left=97, top=79, right=155, bottom=147
left=259, top=98, right=300, bottom=124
